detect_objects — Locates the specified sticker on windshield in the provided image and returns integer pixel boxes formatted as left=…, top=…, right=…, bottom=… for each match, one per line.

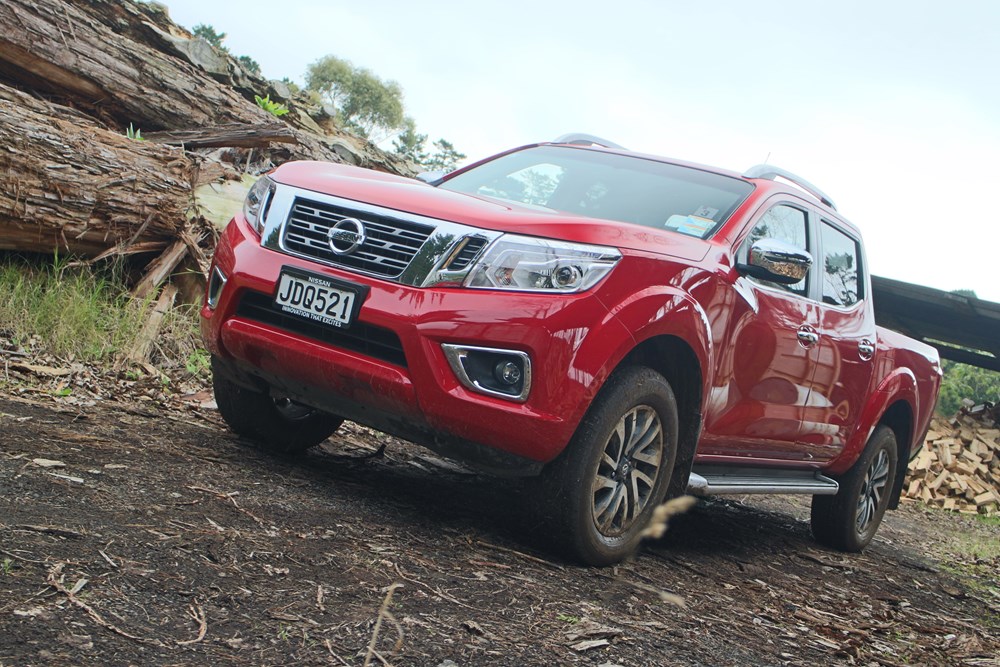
left=665, top=214, right=716, bottom=238
left=693, top=205, right=719, bottom=219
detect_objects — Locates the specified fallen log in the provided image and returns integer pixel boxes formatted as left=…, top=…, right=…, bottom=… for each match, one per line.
left=143, top=123, right=298, bottom=149
left=0, top=0, right=415, bottom=175
left=0, top=82, right=198, bottom=258
left=0, top=0, right=267, bottom=130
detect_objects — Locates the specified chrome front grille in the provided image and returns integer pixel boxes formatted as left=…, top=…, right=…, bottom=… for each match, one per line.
left=282, top=198, right=435, bottom=278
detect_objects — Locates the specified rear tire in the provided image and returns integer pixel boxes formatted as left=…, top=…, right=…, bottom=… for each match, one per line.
left=811, top=425, right=898, bottom=552
left=538, top=366, right=678, bottom=566
left=213, top=371, right=343, bottom=455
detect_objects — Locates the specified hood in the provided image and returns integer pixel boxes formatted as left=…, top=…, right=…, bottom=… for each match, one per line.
left=270, top=161, right=710, bottom=262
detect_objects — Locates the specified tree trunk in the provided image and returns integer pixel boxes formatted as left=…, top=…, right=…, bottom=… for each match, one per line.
left=0, top=82, right=200, bottom=258
left=0, top=0, right=267, bottom=131
left=0, top=0, right=415, bottom=175
left=143, top=123, right=298, bottom=149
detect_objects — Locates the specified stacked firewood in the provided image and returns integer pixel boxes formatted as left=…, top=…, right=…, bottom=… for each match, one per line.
left=905, top=404, right=1000, bottom=514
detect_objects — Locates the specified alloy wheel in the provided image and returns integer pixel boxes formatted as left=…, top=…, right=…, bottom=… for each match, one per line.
left=591, top=405, right=664, bottom=537
left=855, top=448, right=890, bottom=535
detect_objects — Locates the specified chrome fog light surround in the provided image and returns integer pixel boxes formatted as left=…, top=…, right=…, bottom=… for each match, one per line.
left=207, top=265, right=227, bottom=309
left=442, top=344, right=532, bottom=403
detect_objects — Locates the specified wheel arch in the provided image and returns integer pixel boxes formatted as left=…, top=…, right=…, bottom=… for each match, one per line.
left=879, top=399, right=915, bottom=510
left=830, top=367, right=918, bottom=474
left=617, top=334, right=704, bottom=500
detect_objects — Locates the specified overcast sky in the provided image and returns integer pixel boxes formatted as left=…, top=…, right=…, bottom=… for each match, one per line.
left=163, top=0, right=1000, bottom=301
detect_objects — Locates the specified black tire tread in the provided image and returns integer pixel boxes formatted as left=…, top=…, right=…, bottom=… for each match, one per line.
left=811, top=425, right=898, bottom=552
left=537, top=366, right=679, bottom=566
left=213, top=372, right=343, bottom=455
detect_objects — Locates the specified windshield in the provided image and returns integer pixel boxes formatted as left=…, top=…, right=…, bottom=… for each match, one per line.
left=439, top=145, right=753, bottom=239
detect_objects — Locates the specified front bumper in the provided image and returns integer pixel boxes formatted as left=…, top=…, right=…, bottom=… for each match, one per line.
left=201, top=213, right=616, bottom=472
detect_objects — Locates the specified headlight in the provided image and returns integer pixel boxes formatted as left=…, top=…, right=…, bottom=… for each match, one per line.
left=465, top=235, right=621, bottom=292
left=243, top=176, right=276, bottom=235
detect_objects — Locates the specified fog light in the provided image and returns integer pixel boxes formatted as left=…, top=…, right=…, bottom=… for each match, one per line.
left=494, top=360, right=522, bottom=385
left=442, top=344, right=532, bottom=402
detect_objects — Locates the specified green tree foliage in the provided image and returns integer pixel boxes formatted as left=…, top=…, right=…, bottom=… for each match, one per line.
left=937, top=360, right=1000, bottom=415
left=305, top=55, right=404, bottom=140
left=305, top=55, right=354, bottom=108
left=934, top=289, right=1000, bottom=415
left=342, top=69, right=404, bottom=139
left=424, top=139, right=466, bottom=172
left=392, top=119, right=468, bottom=172
left=238, top=55, right=262, bottom=76
left=192, top=24, right=227, bottom=49
left=393, top=117, right=429, bottom=164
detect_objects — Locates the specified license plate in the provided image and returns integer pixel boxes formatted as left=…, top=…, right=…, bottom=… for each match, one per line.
left=273, top=269, right=363, bottom=328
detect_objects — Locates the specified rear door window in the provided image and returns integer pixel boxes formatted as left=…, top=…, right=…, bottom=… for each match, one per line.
left=820, top=222, right=862, bottom=307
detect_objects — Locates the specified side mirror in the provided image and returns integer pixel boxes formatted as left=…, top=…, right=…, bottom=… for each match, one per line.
left=737, top=238, right=812, bottom=285
left=415, top=170, right=447, bottom=185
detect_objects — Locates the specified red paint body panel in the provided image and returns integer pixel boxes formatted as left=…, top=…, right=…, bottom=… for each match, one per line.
left=201, top=145, right=940, bottom=479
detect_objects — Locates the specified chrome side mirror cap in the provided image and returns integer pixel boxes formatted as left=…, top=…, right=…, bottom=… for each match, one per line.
left=738, top=238, right=812, bottom=285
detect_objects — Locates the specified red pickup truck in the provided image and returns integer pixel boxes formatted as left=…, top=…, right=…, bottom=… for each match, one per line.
left=201, top=135, right=941, bottom=565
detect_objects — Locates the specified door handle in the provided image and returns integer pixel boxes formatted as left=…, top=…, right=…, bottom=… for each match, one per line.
left=796, top=328, right=819, bottom=346
left=858, top=339, right=875, bottom=360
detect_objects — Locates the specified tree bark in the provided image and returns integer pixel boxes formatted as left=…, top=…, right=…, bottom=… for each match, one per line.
left=0, top=0, right=415, bottom=175
left=0, top=82, right=199, bottom=258
left=0, top=0, right=267, bottom=130
left=143, top=123, right=298, bottom=149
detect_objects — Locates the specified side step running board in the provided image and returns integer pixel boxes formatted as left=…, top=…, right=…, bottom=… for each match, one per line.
left=687, top=465, right=839, bottom=496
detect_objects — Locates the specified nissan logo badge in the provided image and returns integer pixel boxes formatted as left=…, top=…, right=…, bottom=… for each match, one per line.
left=327, top=218, right=366, bottom=255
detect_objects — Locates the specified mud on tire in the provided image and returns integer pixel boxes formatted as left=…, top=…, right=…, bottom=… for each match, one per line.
left=537, top=366, right=679, bottom=566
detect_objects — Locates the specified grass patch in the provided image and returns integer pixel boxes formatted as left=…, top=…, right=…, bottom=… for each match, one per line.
left=0, top=253, right=204, bottom=370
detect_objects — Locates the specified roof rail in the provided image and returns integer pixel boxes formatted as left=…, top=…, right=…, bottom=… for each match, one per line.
left=743, top=164, right=837, bottom=211
left=552, top=133, right=626, bottom=150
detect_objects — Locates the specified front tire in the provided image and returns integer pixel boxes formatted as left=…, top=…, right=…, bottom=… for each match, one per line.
left=539, top=366, right=678, bottom=566
left=213, top=371, right=343, bottom=455
left=811, top=425, right=898, bottom=552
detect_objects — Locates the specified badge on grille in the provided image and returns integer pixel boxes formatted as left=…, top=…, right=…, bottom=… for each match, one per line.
left=327, top=218, right=366, bottom=255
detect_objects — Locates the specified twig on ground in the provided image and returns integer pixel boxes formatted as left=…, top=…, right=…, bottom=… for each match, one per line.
left=370, top=648, right=392, bottom=667
left=98, top=550, right=118, bottom=569
left=474, top=540, right=563, bottom=569
left=392, top=563, right=474, bottom=609
left=187, top=485, right=266, bottom=525
left=47, top=563, right=166, bottom=647
left=17, top=524, right=85, bottom=540
left=324, top=639, right=351, bottom=666
left=362, top=582, right=404, bottom=667
left=0, top=548, right=48, bottom=564
left=176, top=600, right=207, bottom=645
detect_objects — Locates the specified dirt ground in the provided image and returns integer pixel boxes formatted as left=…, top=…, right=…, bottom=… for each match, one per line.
left=1, top=391, right=998, bottom=667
